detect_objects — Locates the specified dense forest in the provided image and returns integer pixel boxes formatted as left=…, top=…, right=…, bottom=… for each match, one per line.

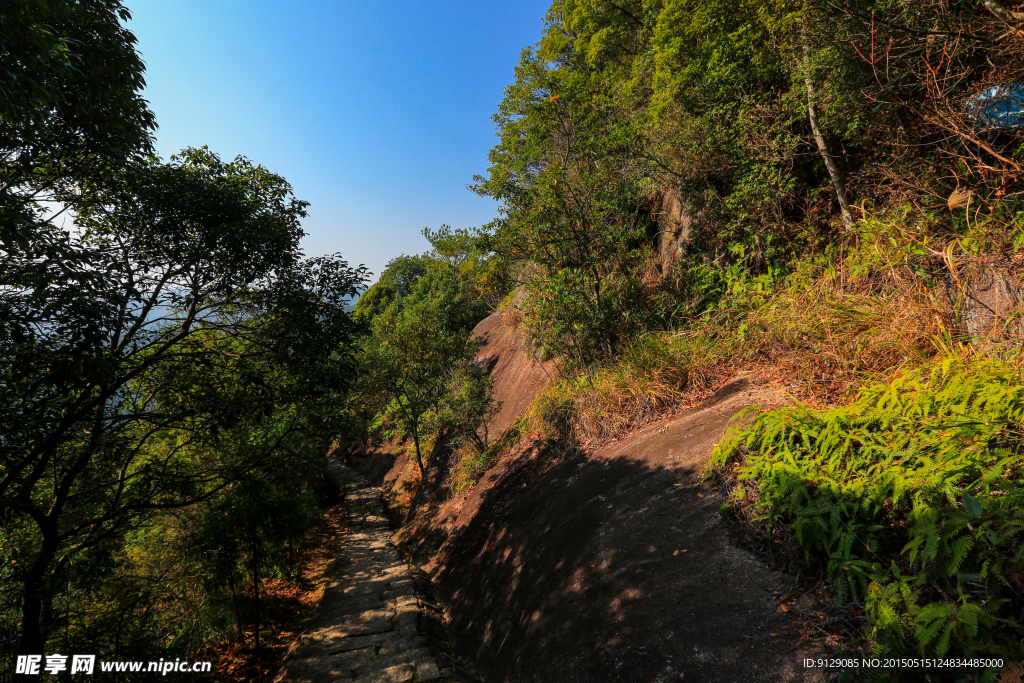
left=3, top=0, right=1024, bottom=680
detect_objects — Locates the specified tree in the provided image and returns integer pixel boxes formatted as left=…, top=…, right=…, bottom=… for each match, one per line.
left=1, top=0, right=155, bottom=250
left=0, top=147, right=366, bottom=663
left=439, top=368, right=502, bottom=454
left=471, top=27, right=664, bottom=362
left=0, top=0, right=373, bottom=670
left=352, top=254, right=430, bottom=325
left=199, top=472, right=319, bottom=650
left=358, top=270, right=476, bottom=472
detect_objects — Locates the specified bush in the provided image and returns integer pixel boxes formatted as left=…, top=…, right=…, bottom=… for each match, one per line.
left=709, top=350, right=1024, bottom=666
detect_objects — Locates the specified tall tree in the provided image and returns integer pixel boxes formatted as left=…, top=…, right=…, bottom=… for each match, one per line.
left=0, top=148, right=366, bottom=663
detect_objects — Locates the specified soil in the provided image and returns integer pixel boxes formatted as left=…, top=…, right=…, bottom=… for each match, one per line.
left=347, top=310, right=830, bottom=683
left=207, top=491, right=348, bottom=683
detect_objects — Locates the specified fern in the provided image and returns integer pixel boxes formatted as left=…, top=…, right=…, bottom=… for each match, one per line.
left=709, top=351, right=1024, bottom=664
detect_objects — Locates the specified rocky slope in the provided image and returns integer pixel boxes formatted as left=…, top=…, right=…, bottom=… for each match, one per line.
left=348, top=309, right=826, bottom=683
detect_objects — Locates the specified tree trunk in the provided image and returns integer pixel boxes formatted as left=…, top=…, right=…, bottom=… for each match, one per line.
left=802, top=28, right=854, bottom=230
left=411, top=425, right=424, bottom=474
left=227, top=575, right=245, bottom=645
left=250, top=536, right=261, bottom=650
left=15, top=524, right=58, bottom=681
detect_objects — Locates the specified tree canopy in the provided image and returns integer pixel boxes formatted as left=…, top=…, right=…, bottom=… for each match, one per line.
left=0, top=2, right=368, bottom=672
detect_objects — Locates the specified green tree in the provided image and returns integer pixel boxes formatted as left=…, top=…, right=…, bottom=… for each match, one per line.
left=439, top=368, right=502, bottom=453
left=471, top=22, right=665, bottom=361
left=1, top=0, right=155, bottom=250
left=472, top=0, right=1024, bottom=366
left=198, top=472, right=319, bottom=650
left=0, top=148, right=366, bottom=663
left=352, top=254, right=430, bottom=325
left=358, top=270, right=477, bottom=472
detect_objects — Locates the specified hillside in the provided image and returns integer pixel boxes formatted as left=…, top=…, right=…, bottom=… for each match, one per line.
left=348, top=309, right=824, bottom=682
left=7, top=0, right=1024, bottom=680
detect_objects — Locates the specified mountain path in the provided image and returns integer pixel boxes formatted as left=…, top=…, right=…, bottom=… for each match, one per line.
left=279, top=461, right=455, bottom=683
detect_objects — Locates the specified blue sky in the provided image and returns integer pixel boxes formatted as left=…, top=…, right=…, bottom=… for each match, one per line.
left=128, top=0, right=550, bottom=281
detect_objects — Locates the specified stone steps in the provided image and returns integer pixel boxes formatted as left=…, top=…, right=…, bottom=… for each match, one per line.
left=280, top=463, right=454, bottom=683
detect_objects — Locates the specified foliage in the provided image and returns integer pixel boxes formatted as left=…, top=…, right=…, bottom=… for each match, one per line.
left=352, top=228, right=497, bottom=475
left=472, top=28, right=666, bottom=362
left=508, top=205, right=963, bottom=447
left=358, top=270, right=475, bottom=471
left=441, top=370, right=506, bottom=493
left=438, top=369, right=502, bottom=453
left=352, top=253, right=430, bottom=325
left=709, top=351, right=1024, bottom=665
left=197, top=467, right=321, bottom=649
left=0, top=144, right=366, bottom=667
left=472, top=0, right=1024, bottom=370
left=0, top=0, right=155, bottom=250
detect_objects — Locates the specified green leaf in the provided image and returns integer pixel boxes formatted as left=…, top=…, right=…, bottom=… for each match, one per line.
left=963, top=494, right=982, bottom=519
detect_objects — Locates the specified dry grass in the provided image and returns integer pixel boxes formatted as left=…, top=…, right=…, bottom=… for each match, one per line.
left=518, top=326, right=735, bottom=444
left=514, top=216, right=981, bottom=444
left=740, top=261, right=950, bottom=405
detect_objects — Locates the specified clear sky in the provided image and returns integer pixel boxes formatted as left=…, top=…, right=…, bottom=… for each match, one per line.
left=127, top=0, right=551, bottom=281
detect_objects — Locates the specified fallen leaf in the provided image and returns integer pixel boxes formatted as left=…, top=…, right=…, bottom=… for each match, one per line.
left=769, top=632, right=781, bottom=636
left=680, top=549, right=688, bottom=553
left=608, top=504, right=613, bottom=508
left=780, top=604, right=792, bottom=612
left=697, top=493, right=704, bottom=498
left=673, top=550, right=679, bottom=556
left=841, top=565, right=849, bottom=570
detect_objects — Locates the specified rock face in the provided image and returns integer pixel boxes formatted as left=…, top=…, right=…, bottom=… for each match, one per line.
left=280, top=462, right=452, bottom=683
left=468, top=294, right=554, bottom=437
left=404, top=376, right=822, bottom=683
left=961, top=266, right=1024, bottom=342
left=352, top=304, right=825, bottom=682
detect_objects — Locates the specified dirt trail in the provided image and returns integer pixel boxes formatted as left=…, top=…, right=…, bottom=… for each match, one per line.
left=279, top=462, right=455, bottom=683
left=349, top=309, right=828, bottom=683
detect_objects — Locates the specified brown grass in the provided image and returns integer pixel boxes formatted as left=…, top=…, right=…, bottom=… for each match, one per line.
left=514, top=217, right=971, bottom=445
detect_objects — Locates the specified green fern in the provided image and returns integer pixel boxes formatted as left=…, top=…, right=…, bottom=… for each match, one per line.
left=708, top=350, right=1024, bottom=663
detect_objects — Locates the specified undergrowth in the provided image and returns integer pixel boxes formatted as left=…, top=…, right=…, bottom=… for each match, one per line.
left=708, top=348, right=1024, bottom=675
left=514, top=209, right=960, bottom=445
left=447, top=425, right=521, bottom=494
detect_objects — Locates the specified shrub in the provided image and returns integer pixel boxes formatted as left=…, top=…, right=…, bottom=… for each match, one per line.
left=709, top=349, right=1024, bottom=664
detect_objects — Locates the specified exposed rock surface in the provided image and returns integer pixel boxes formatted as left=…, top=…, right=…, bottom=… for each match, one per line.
left=349, top=304, right=827, bottom=682
left=280, top=462, right=454, bottom=683
left=962, top=266, right=1024, bottom=341
left=389, top=376, right=823, bottom=683
left=469, top=294, right=554, bottom=436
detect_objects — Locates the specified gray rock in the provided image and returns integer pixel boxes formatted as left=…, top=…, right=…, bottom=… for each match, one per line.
left=280, top=461, right=453, bottom=683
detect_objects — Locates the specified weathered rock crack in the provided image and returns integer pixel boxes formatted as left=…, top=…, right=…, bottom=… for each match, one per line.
left=281, top=462, right=452, bottom=683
